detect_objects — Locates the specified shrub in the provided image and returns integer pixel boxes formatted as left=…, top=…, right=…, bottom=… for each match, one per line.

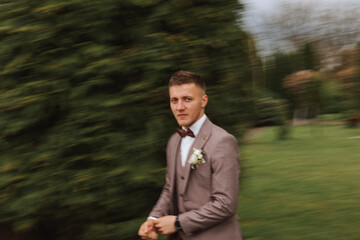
left=253, top=97, right=289, bottom=127
left=347, top=113, right=360, bottom=128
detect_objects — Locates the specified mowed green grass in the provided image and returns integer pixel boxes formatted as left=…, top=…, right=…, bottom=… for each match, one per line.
left=238, top=124, right=360, bottom=240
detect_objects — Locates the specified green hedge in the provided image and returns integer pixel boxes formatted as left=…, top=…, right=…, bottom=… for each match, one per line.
left=0, top=0, right=251, bottom=239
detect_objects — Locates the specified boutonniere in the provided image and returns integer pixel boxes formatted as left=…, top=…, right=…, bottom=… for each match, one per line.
left=188, top=148, right=205, bottom=169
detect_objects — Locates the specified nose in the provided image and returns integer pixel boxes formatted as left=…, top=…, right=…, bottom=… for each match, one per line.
left=176, top=100, right=185, bottom=111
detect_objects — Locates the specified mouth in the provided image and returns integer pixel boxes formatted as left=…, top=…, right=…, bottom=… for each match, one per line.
left=177, top=114, right=187, bottom=119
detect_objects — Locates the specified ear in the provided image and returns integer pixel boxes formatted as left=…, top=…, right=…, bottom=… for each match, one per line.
left=201, top=95, right=208, bottom=108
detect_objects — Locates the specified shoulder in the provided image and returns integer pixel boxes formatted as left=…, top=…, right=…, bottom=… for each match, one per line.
left=166, top=132, right=179, bottom=150
left=206, top=122, right=240, bottom=169
left=209, top=122, right=237, bottom=144
left=168, top=132, right=179, bottom=143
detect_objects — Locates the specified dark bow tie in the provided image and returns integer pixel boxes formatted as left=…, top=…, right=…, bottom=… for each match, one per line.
left=176, top=128, right=195, bottom=138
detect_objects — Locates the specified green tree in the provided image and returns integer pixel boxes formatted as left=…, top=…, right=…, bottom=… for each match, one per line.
left=302, top=42, right=319, bottom=71
left=283, top=70, right=323, bottom=119
left=0, top=0, right=251, bottom=239
left=264, top=52, right=293, bottom=98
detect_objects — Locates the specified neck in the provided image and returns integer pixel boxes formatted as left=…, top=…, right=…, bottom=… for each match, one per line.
left=182, top=113, right=206, bottom=132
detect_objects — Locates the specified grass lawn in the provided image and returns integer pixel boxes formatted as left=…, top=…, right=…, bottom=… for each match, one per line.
left=237, top=124, right=360, bottom=240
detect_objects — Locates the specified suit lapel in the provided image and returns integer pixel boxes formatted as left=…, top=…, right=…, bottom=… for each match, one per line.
left=181, top=118, right=212, bottom=195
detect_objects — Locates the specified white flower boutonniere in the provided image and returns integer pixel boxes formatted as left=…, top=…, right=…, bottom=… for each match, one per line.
left=188, top=148, right=205, bottom=169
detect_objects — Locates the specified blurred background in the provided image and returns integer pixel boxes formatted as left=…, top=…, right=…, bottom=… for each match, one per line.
left=0, top=0, right=359, bottom=239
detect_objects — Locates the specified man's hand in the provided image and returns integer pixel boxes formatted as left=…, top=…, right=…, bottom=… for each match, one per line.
left=138, top=219, right=158, bottom=240
left=154, top=215, right=177, bottom=235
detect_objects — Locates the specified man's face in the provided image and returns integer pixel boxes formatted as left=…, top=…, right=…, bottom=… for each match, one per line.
left=169, top=83, right=208, bottom=129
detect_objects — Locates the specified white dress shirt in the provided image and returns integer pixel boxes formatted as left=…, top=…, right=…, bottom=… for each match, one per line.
left=180, top=114, right=207, bottom=167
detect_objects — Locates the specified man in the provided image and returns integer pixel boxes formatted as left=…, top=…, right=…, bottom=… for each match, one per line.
left=138, top=71, right=242, bottom=240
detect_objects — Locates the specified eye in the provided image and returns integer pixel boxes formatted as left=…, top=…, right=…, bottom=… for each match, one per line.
left=185, top=97, right=192, bottom=102
left=171, top=98, right=178, bottom=104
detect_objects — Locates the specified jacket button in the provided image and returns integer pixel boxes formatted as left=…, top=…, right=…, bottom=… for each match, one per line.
left=180, top=194, right=183, bottom=197
left=181, top=176, right=184, bottom=180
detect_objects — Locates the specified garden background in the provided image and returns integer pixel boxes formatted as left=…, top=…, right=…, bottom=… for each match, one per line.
left=0, top=0, right=359, bottom=239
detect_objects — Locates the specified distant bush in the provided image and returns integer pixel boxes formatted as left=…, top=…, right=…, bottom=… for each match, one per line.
left=320, top=79, right=348, bottom=114
left=347, top=113, right=360, bottom=128
left=253, top=97, right=289, bottom=127
left=283, top=70, right=322, bottom=116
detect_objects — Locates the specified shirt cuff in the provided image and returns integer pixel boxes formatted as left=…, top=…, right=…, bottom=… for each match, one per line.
left=147, top=217, right=157, bottom=220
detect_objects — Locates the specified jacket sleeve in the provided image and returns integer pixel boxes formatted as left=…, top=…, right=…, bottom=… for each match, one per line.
left=148, top=165, right=172, bottom=218
left=178, top=134, right=240, bottom=235
left=148, top=138, right=175, bottom=218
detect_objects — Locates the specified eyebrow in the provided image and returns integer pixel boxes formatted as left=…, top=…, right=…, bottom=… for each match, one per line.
left=170, top=96, right=192, bottom=99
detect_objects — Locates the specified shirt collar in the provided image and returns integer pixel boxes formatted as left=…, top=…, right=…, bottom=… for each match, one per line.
left=182, top=114, right=207, bottom=137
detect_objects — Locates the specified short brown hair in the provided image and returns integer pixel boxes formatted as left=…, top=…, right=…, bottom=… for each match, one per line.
left=169, top=70, right=206, bottom=92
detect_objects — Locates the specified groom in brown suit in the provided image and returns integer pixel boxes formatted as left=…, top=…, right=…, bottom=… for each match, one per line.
left=138, top=71, right=242, bottom=240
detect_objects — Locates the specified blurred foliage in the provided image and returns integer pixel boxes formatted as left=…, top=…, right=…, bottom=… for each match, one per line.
left=264, top=43, right=318, bottom=100
left=302, top=42, right=319, bottom=71
left=252, top=96, right=290, bottom=140
left=320, top=79, right=347, bottom=114
left=263, top=43, right=320, bottom=120
left=264, top=52, right=293, bottom=99
left=253, top=97, right=289, bottom=127
left=0, top=0, right=251, bottom=239
left=283, top=70, right=322, bottom=111
left=346, top=113, right=360, bottom=128
left=332, top=42, right=360, bottom=115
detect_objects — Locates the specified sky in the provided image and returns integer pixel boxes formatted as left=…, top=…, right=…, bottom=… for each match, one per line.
left=242, top=0, right=360, bottom=29
left=242, top=0, right=360, bottom=13
left=241, top=0, right=360, bottom=54
left=242, top=0, right=360, bottom=30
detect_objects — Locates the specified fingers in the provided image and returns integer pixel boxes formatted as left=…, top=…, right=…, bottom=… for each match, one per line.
left=138, top=221, right=152, bottom=238
left=138, top=227, right=148, bottom=239
left=148, top=231, right=158, bottom=240
left=139, top=220, right=159, bottom=240
left=140, top=230, right=158, bottom=240
left=153, top=220, right=161, bottom=232
left=154, top=215, right=177, bottom=235
left=154, top=218, right=169, bottom=234
left=145, top=220, right=155, bottom=232
left=141, top=217, right=176, bottom=237
left=154, top=222, right=166, bottom=235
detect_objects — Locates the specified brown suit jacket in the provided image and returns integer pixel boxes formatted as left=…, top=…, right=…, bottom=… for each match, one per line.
left=149, top=118, right=243, bottom=240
